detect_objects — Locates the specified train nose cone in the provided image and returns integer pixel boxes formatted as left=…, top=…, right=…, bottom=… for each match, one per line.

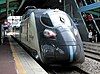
left=41, top=27, right=84, bottom=64
left=55, top=27, right=77, bottom=62
left=54, top=44, right=80, bottom=64
left=56, top=45, right=77, bottom=62
left=56, top=26, right=76, bottom=44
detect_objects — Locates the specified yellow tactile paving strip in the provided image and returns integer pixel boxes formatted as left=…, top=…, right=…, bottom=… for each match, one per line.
left=9, top=37, right=48, bottom=74
left=10, top=40, right=27, bottom=74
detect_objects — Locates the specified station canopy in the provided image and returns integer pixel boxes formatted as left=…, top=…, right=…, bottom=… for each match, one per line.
left=0, top=0, right=99, bottom=22
left=0, top=0, right=50, bottom=21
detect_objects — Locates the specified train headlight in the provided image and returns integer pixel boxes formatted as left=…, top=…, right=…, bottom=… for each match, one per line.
left=43, top=29, right=56, bottom=39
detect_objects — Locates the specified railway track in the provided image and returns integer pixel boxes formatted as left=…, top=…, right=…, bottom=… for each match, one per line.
left=84, top=46, right=100, bottom=52
left=83, top=42, right=100, bottom=62
left=83, top=42, right=100, bottom=52
left=45, top=65, right=89, bottom=74
left=85, top=49, right=100, bottom=62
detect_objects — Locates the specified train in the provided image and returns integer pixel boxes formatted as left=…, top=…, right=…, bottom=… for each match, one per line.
left=14, top=8, right=85, bottom=65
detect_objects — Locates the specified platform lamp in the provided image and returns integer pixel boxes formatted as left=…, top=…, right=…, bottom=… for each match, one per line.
left=59, top=0, right=62, bottom=3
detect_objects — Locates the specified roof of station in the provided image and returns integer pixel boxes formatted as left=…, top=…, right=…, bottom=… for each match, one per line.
left=0, top=0, right=61, bottom=21
left=0, top=0, right=100, bottom=22
left=0, top=0, right=20, bottom=20
left=79, top=2, right=100, bottom=16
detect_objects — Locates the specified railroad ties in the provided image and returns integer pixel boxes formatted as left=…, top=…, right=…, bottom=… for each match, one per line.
left=80, top=42, right=100, bottom=74
left=83, top=42, right=100, bottom=62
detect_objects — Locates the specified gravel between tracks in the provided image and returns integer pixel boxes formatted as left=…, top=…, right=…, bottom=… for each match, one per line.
left=77, top=57, right=100, bottom=74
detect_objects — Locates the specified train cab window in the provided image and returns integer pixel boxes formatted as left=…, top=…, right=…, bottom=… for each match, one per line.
left=40, top=13, right=53, bottom=27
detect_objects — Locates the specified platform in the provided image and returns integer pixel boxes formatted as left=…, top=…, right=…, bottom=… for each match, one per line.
left=0, top=36, right=47, bottom=74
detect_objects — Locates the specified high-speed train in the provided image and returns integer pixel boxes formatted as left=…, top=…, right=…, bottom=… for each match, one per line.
left=15, top=8, right=85, bottom=65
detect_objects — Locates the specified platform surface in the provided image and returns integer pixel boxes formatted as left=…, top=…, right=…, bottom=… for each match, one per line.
left=0, top=37, right=17, bottom=74
left=0, top=36, right=48, bottom=74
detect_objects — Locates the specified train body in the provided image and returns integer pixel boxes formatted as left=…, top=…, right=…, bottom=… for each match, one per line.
left=15, top=8, right=85, bottom=64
